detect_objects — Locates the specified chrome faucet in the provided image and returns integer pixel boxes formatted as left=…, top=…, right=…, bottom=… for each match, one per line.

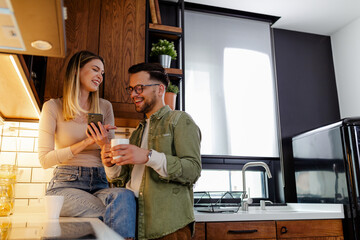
left=241, top=162, right=272, bottom=201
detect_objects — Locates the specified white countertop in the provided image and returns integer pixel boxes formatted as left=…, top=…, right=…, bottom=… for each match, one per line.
left=2, top=203, right=344, bottom=239
left=195, top=203, right=345, bottom=222
left=0, top=213, right=124, bottom=240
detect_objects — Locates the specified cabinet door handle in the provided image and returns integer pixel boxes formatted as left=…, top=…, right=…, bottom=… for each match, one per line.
left=280, top=226, right=288, bottom=234
left=228, top=229, right=258, bottom=234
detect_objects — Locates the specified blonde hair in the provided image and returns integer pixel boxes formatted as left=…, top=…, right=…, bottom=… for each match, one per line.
left=62, top=51, right=104, bottom=121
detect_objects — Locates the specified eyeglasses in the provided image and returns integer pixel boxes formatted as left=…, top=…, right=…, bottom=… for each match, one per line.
left=125, top=84, right=160, bottom=94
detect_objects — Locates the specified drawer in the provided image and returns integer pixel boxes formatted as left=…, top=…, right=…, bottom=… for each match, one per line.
left=207, top=221, right=276, bottom=240
left=276, top=219, right=344, bottom=239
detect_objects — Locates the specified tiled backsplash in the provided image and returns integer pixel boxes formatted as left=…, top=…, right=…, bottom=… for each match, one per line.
left=0, top=121, right=47, bottom=211
left=0, top=121, right=134, bottom=212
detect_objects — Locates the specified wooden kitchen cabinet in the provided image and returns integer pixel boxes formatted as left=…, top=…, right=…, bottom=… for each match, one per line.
left=45, top=0, right=101, bottom=101
left=45, top=0, right=145, bottom=127
left=276, top=219, right=344, bottom=239
left=197, top=219, right=344, bottom=240
left=99, top=0, right=145, bottom=126
left=206, top=221, right=277, bottom=240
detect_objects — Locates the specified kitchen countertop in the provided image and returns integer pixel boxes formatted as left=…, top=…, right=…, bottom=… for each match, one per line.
left=2, top=203, right=344, bottom=239
left=194, top=203, right=344, bottom=222
left=0, top=212, right=124, bottom=240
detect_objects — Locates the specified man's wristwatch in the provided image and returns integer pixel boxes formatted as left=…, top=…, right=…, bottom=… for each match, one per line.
left=147, top=149, right=153, bottom=161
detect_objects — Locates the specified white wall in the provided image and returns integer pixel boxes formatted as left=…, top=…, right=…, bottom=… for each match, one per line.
left=331, top=17, right=360, bottom=118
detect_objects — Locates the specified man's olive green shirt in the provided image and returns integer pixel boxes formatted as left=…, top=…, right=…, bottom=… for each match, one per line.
left=110, top=106, right=202, bottom=239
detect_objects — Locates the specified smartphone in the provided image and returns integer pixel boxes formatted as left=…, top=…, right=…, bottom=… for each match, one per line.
left=87, top=113, right=103, bottom=134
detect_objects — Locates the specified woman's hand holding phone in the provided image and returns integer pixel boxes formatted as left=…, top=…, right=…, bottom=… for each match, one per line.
left=86, top=122, right=116, bottom=147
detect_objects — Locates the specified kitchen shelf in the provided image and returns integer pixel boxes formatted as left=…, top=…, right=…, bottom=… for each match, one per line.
left=146, top=0, right=184, bottom=110
left=149, top=24, right=182, bottom=40
left=165, top=68, right=183, bottom=76
left=149, top=23, right=182, bottom=33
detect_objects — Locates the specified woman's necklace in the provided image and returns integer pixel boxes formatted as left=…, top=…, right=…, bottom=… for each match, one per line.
left=73, top=99, right=90, bottom=124
left=73, top=111, right=87, bottom=124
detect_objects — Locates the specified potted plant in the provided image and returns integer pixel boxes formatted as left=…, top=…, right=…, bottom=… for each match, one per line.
left=165, top=82, right=179, bottom=110
left=150, top=39, right=177, bottom=68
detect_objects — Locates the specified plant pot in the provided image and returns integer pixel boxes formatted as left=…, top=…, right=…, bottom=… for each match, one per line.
left=164, top=92, right=177, bottom=110
left=159, top=54, right=171, bottom=68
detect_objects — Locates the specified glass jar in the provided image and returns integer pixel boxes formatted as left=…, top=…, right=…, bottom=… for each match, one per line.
left=0, top=217, right=12, bottom=239
left=0, top=185, right=9, bottom=198
left=0, top=197, right=12, bottom=217
left=0, top=165, right=17, bottom=215
left=0, top=179, right=15, bottom=198
left=0, top=165, right=17, bottom=181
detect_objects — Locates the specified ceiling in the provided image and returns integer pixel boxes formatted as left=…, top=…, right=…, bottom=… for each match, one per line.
left=186, top=0, right=360, bottom=36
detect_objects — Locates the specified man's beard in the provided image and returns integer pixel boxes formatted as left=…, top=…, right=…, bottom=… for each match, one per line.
left=134, top=94, right=157, bottom=114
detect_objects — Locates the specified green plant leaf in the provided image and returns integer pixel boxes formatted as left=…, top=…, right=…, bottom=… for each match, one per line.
left=150, top=39, right=177, bottom=60
left=166, top=82, right=179, bottom=94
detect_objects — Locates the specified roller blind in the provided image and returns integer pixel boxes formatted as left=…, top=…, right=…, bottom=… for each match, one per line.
left=185, top=10, right=279, bottom=157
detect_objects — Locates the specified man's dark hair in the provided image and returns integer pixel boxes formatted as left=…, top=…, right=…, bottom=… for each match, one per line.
left=128, top=62, right=169, bottom=88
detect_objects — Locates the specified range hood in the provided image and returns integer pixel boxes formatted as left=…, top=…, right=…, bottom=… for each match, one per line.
left=0, top=0, right=66, bottom=57
left=0, top=53, right=40, bottom=120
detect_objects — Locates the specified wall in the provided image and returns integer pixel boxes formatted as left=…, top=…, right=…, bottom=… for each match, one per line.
left=331, top=17, right=360, bottom=118
left=0, top=121, right=133, bottom=212
left=0, top=121, right=49, bottom=212
left=273, top=29, right=340, bottom=202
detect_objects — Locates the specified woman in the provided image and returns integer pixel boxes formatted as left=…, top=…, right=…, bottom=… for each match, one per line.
left=38, top=50, right=135, bottom=239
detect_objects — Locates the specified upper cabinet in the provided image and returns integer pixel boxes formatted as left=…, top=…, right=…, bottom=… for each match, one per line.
left=145, top=0, right=184, bottom=110
left=44, top=0, right=145, bottom=127
left=0, top=0, right=67, bottom=121
left=0, top=53, right=41, bottom=120
left=99, top=0, right=146, bottom=126
left=0, top=0, right=66, bottom=57
left=45, top=0, right=101, bottom=102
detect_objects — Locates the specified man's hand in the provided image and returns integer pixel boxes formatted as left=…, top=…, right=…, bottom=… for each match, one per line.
left=101, top=143, right=115, bottom=167
left=111, top=144, right=150, bottom=166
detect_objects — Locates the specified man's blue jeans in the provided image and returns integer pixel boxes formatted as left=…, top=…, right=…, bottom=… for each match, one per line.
left=46, top=166, right=136, bottom=238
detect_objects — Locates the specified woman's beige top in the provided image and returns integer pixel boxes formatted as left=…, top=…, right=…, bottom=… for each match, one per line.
left=38, top=98, right=115, bottom=169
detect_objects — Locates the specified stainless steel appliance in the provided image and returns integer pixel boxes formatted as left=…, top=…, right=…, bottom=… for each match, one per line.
left=292, top=118, right=360, bottom=239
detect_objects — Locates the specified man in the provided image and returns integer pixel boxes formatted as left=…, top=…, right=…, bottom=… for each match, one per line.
left=101, top=62, right=201, bottom=240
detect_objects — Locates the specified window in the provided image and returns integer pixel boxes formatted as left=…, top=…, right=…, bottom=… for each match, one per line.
left=184, top=10, right=280, bottom=198
left=194, top=169, right=268, bottom=198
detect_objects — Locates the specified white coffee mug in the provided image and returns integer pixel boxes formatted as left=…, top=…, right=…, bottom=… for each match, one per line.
left=42, top=220, right=62, bottom=237
left=45, top=195, right=64, bottom=219
left=111, top=138, right=129, bottom=160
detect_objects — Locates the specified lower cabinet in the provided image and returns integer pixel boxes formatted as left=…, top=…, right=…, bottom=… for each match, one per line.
left=206, top=221, right=276, bottom=240
left=192, top=219, right=343, bottom=240
left=276, top=219, right=344, bottom=239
